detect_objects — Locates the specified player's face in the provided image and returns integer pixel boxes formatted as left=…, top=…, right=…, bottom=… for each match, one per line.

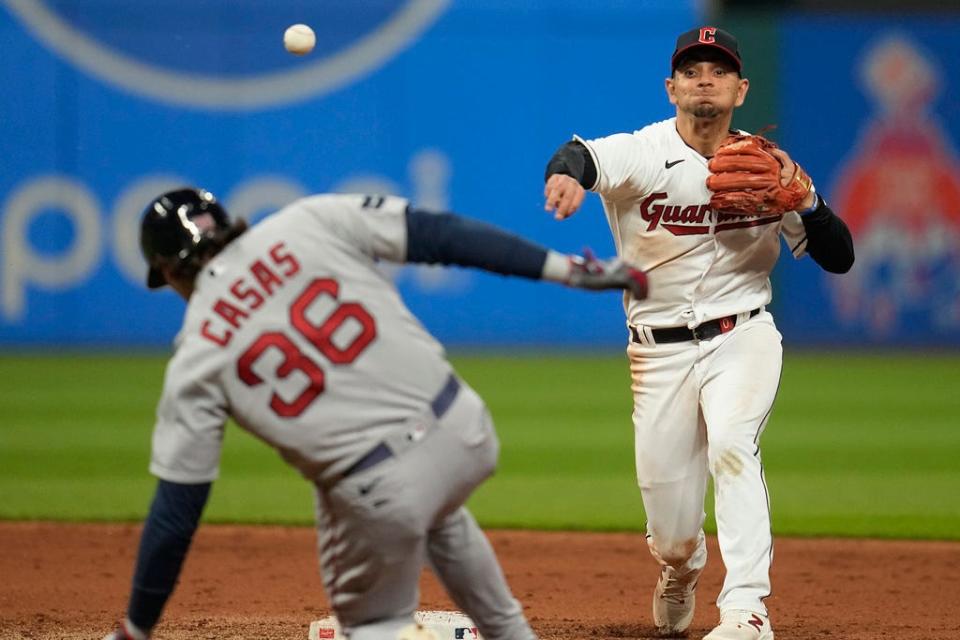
left=665, top=58, right=748, bottom=119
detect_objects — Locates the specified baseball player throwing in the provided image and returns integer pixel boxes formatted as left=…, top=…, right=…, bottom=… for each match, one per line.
left=101, top=188, right=648, bottom=640
left=543, top=26, right=854, bottom=640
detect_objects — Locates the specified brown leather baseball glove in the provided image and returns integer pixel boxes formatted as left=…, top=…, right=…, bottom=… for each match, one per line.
left=706, top=133, right=813, bottom=216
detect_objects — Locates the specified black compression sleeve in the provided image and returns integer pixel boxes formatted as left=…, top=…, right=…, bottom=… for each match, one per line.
left=405, top=208, right=548, bottom=279
left=800, top=196, right=855, bottom=274
left=127, top=480, right=211, bottom=631
left=544, top=141, right=598, bottom=190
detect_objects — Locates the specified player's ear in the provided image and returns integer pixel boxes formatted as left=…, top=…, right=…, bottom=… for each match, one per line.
left=665, top=77, right=678, bottom=106
left=734, top=77, right=749, bottom=107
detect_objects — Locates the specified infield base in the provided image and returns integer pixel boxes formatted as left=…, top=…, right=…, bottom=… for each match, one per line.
left=308, top=610, right=482, bottom=640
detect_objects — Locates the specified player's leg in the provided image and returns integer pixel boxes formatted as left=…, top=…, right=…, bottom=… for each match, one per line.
left=426, top=507, right=536, bottom=640
left=699, top=312, right=782, bottom=621
left=317, top=381, right=528, bottom=640
left=314, top=476, right=424, bottom=639
left=313, top=404, right=485, bottom=636
left=627, top=341, right=710, bottom=635
left=423, top=386, right=536, bottom=640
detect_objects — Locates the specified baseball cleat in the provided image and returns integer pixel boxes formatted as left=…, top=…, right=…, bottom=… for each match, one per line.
left=652, top=567, right=699, bottom=637
left=702, top=610, right=773, bottom=640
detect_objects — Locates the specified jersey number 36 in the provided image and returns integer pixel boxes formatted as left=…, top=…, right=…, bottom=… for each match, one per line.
left=236, top=277, right=376, bottom=417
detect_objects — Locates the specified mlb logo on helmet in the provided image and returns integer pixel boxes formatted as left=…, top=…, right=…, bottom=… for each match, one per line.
left=454, top=628, right=480, bottom=639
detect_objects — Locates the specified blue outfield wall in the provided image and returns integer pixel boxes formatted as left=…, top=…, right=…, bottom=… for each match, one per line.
left=2, top=3, right=957, bottom=348
left=0, top=0, right=695, bottom=348
left=775, top=13, right=960, bottom=347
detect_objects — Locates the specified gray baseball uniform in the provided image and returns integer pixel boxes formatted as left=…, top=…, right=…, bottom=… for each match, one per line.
left=151, top=194, right=534, bottom=640
left=111, top=187, right=647, bottom=640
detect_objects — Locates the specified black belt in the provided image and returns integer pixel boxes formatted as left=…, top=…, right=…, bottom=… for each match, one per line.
left=631, top=308, right=761, bottom=344
left=342, top=374, right=461, bottom=478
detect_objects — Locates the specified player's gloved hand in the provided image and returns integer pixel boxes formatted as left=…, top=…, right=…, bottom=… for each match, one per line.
left=706, top=133, right=814, bottom=216
left=102, top=619, right=149, bottom=640
left=567, top=251, right=649, bottom=300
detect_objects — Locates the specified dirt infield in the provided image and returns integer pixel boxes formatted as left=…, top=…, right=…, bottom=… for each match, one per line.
left=2, top=522, right=958, bottom=640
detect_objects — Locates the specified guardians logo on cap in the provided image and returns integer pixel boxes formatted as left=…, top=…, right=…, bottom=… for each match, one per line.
left=671, top=26, right=742, bottom=73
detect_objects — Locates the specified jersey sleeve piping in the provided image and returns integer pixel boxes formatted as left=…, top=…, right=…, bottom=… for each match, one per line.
left=790, top=235, right=808, bottom=257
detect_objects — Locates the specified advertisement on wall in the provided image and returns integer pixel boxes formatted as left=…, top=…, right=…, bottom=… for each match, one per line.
left=0, top=0, right=693, bottom=347
left=778, top=15, right=960, bottom=346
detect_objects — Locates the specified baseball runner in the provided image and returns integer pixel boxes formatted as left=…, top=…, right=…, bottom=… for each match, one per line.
left=542, top=27, right=854, bottom=640
left=101, top=188, right=649, bottom=640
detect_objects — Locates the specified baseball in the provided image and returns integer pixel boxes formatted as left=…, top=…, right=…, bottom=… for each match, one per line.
left=284, top=24, right=315, bottom=56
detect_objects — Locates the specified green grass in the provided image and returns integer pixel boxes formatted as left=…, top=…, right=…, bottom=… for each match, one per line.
left=1, top=351, right=958, bottom=539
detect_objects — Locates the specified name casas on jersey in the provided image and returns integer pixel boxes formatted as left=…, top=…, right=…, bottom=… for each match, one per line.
left=200, top=241, right=301, bottom=346
left=151, top=195, right=454, bottom=486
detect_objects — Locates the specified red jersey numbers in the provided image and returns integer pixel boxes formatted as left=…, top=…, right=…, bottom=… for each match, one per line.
left=290, top=279, right=376, bottom=365
left=236, top=277, right=377, bottom=418
left=237, top=332, right=325, bottom=418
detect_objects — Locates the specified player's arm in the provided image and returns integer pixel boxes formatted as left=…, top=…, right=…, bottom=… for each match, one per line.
left=545, top=140, right=598, bottom=189
left=543, top=140, right=597, bottom=220
left=752, top=143, right=854, bottom=274
left=796, top=194, right=855, bottom=274
left=404, top=208, right=648, bottom=298
left=544, top=134, right=648, bottom=219
left=103, top=479, right=211, bottom=640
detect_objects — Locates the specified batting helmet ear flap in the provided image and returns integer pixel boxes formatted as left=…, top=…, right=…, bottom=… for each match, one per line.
left=139, top=187, right=230, bottom=289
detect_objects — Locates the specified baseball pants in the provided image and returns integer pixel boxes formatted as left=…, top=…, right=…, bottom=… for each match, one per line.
left=314, top=381, right=536, bottom=640
left=627, top=311, right=782, bottom=615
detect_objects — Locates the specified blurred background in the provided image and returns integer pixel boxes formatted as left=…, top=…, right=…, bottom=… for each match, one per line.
left=1, top=1, right=958, bottom=537
left=3, top=0, right=959, bottom=349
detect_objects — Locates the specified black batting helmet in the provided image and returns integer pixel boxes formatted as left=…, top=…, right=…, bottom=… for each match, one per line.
left=140, top=187, right=230, bottom=289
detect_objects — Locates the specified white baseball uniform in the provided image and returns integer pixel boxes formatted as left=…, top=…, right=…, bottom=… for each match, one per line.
left=150, top=194, right=535, bottom=640
left=577, top=117, right=808, bottom=615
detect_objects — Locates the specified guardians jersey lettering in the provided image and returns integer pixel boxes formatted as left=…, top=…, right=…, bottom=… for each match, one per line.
left=200, top=242, right=301, bottom=347
left=639, top=193, right=780, bottom=235
left=640, top=193, right=712, bottom=232
left=714, top=214, right=782, bottom=233
left=578, top=117, right=807, bottom=328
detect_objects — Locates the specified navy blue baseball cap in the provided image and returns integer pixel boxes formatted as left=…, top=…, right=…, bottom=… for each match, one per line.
left=671, top=26, right=742, bottom=74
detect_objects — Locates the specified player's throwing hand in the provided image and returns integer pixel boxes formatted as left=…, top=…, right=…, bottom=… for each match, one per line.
left=544, top=173, right=586, bottom=220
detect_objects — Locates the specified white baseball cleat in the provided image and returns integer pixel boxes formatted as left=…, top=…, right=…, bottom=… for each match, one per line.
left=652, top=567, right=699, bottom=637
left=702, top=610, right=773, bottom=640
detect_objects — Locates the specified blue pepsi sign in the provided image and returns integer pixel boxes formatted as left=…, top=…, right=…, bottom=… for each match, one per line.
left=0, top=1, right=695, bottom=346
